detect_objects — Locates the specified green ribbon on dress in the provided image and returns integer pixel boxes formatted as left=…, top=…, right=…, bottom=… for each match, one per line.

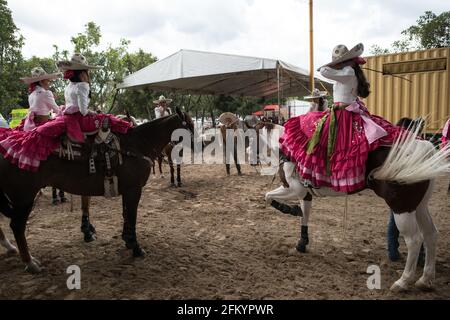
left=306, top=105, right=342, bottom=176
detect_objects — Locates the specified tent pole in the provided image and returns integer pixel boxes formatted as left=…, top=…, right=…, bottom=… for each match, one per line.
left=277, top=63, right=281, bottom=110
left=309, top=0, right=315, bottom=92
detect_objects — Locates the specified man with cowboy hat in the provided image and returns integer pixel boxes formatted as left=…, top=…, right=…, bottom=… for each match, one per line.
left=303, top=88, right=328, bottom=112
left=20, top=67, right=62, bottom=131
left=153, top=95, right=173, bottom=119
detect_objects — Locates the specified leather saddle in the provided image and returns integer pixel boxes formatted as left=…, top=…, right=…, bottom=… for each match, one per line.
left=54, top=118, right=122, bottom=198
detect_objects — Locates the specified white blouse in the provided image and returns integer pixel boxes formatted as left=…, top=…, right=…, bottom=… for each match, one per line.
left=155, top=106, right=172, bottom=119
left=64, top=82, right=90, bottom=116
left=28, top=86, right=60, bottom=116
left=320, top=66, right=359, bottom=104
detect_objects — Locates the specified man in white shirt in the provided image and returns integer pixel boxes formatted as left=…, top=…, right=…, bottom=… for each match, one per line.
left=153, top=95, right=173, bottom=119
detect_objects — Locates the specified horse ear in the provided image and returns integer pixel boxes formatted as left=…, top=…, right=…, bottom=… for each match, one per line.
left=175, top=106, right=184, bottom=119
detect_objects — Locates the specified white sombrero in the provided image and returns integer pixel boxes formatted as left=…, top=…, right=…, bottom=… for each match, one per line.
left=56, top=53, right=102, bottom=71
left=20, top=67, right=61, bottom=85
left=219, top=112, right=238, bottom=126
left=304, top=89, right=328, bottom=100
left=153, top=95, right=173, bottom=104
left=319, top=43, right=364, bottom=69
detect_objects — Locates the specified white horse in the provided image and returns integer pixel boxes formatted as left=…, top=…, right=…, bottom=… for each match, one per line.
left=265, top=125, right=450, bottom=292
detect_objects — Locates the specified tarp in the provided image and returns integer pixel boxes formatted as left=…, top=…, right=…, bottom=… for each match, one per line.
left=118, top=49, right=332, bottom=98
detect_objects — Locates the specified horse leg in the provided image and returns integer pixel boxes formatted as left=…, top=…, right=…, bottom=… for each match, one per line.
left=234, top=143, right=242, bottom=176
left=390, top=212, right=422, bottom=292
left=297, top=193, right=312, bottom=253
left=414, top=183, right=438, bottom=291
left=81, top=196, right=96, bottom=243
left=168, top=156, right=176, bottom=188
left=265, top=162, right=308, bottom=216
left=10, top=202, right=41, bottom=273
left=52, top=187, right=59, bottom=205
left=176, top=164, right=182, bottom=187
left=0, top=226, right=17, bottom=254
left=121, top=188, right=145, bottom=257
left=158, top=156, right=164, bottom=179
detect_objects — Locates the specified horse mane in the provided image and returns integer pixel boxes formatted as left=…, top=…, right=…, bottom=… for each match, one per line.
left=372, top=122, right=450, bottom=184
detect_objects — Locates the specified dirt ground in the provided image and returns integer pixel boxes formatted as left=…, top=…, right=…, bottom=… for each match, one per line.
left=0, top=164, right=449, bottom=300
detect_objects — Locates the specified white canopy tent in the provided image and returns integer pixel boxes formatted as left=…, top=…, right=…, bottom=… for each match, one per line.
left=118, top=49, right=332, bottom=99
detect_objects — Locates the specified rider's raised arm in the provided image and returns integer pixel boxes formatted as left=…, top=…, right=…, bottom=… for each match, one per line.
left=319, top=66, right=355, bottom=82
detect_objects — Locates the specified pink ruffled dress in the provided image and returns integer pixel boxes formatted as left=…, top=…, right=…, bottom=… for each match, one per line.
left=0, top=82, right=131, bottom=172
left=280, top=66, right=403, bottom=193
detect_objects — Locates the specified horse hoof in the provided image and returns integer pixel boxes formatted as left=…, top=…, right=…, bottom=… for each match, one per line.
left=238, top=172, right=243, bottom=176
left=160, top=175, right=165, bottom=179
left=170, top=183, right=176, bottom=188
left=390, top=280, right=409, bottom=293
left=177, top=183, right=182, bottom=188
left=415, top=278, right=434, bottom=291
left=133, top=247, right=146, bottom=258
left=25, top=260, right=42, bottom=274
left=296, top=243, right=307, bottom=253
left=84, top=233, right=96, bottom=243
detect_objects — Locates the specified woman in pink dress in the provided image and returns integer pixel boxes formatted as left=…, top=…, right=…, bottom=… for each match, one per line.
left=0, top=54, right=132, bottom=172
left=280, top=43, right=402, bottom=193
left=20, top=67, right=63, bottom=131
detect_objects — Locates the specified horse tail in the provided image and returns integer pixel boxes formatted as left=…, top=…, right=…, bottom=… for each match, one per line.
left=372, top=124, right=450, bottom=185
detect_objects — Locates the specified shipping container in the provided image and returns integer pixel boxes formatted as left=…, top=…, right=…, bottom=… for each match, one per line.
left=363, top=47, right=450, bottom=133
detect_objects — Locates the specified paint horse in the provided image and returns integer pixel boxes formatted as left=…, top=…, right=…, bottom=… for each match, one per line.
left=0, top=109, right=194, bottom=273
left=265, top=125, right=450, bottom=292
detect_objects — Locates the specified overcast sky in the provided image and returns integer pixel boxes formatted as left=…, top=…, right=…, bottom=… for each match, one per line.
left=7, top=0, right=449, bottom=71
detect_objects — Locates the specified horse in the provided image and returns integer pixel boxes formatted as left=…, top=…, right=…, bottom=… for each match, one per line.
left=79, top=111, right=140, bottom=243
left=0, top=109, right=194, bottom=273
left=265, top=124, right=450, bottom=292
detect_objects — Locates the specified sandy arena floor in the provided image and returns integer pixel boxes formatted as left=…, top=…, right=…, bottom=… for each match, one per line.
left=0, top=164, right=449, bottom=300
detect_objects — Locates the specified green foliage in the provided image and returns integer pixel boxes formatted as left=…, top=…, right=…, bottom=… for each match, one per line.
left=0, top=0, right=25, bottom=117
left=370, top=10, right=450, bottom=55
left=402, top=11, right=450, bottom=49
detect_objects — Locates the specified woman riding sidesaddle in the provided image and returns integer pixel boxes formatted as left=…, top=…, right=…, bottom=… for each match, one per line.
left=0, top=54, right=132, bottom=172
left=280, top=43, right=403, bottom=193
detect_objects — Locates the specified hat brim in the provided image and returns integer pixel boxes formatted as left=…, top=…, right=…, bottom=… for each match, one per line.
left=57, top=61, right=102, bottom=71
left=20, top=73, right=61, bottom=85
left=219, top=113, right=238, bottom=126
left=304, top=92, right=328, bottom=100
left=153, top=99, right=173, bottom=104
left=319, top=43, right=364, bottom=70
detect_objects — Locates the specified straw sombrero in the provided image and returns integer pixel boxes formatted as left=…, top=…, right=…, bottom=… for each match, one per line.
left=219, top=112, right=238, bottom=126
left=20, top=67, right=61, bottom=85
left=153, top=95, right=173, bottom=104
left=319, top=43, right=364, bottom=69
left=304, top=89, right=328, bottom=100
left=57, top=53, right=102, bottom=71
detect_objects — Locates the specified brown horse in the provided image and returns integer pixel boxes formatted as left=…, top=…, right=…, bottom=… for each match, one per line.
left=0, top=109, right=194, bottom=273
left=266, top=127, right=450, bottom=292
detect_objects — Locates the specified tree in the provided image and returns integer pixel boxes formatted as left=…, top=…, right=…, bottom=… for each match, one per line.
left=370, top=11, right=450, bottom=55
left=402, top=11, right=450, bottom=49
left=0, top=0, right=25, bottom=117
left=115, top=49, right=158, bottom=118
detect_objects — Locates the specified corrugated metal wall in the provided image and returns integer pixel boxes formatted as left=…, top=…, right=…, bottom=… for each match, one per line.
left=363, top=47, right=450, bottom=133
